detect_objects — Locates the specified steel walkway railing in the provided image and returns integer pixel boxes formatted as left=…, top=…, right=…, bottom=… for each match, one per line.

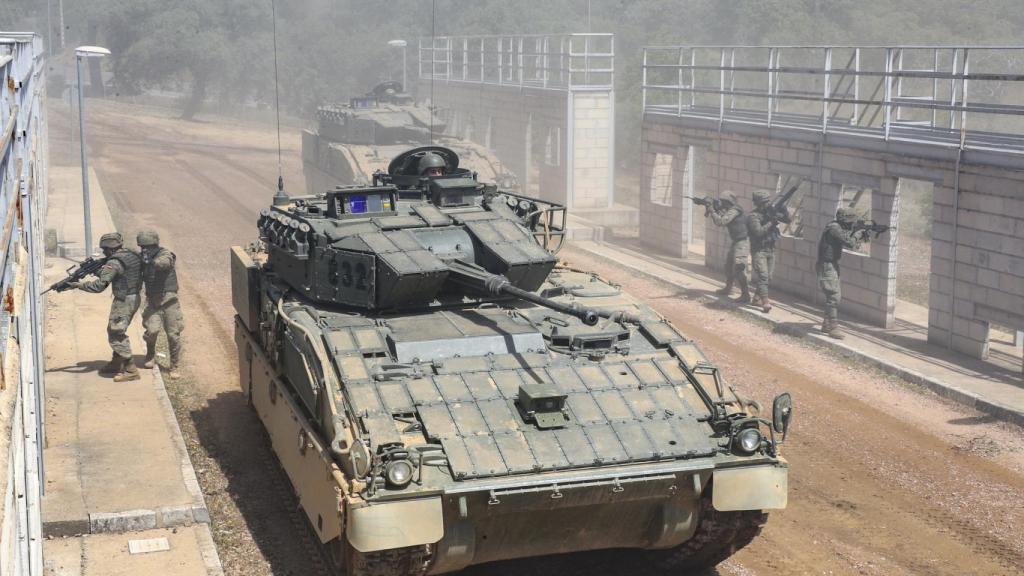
left=642, top=45, right=1024, bottom=155
left=419, top=33, right=614, bottom=91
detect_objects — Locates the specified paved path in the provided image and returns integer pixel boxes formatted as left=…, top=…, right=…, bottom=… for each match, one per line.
left=42, top=166, right=221, bottom=575
left=572, top=240, right=1024, bottom=427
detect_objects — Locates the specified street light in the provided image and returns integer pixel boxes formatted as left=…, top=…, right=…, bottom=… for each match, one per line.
left=75, top=45, right=110, bottom=257
left=388, top=39, right=408, bottom=91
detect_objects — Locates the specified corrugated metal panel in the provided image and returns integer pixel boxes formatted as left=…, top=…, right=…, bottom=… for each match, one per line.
left=0, top=33, right=45, bottom=576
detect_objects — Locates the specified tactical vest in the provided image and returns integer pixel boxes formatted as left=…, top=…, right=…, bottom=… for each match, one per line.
left=726, top=208, right=749, bottom=241
left=817, top=222, right=846, bottom=264
left=110, top=249, right=143, bottom=298
left=749, top=209, right=778, bottom=252
left=143, top=248, right=179, bottom=296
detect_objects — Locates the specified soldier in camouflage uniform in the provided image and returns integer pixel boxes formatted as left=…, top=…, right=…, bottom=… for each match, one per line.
left=707, top=192, right=751, bottom=303
left=746, top=189, right=791, bottom=313
left=69, top=232, right=143, bottom=382
left=137, top=229, right=185, bottom=380
left=816, top=207, right=864, bottom=339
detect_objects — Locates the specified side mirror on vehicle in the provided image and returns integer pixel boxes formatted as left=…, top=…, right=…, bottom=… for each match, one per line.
left=772, top=392, right=793, bottom=442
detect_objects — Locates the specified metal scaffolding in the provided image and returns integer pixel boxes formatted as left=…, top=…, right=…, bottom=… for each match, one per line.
left=419, top=33, right=614, bottom=91
left=0, top=32, right=46, bottom=576
left=642, top=45, right=1024, bottom=155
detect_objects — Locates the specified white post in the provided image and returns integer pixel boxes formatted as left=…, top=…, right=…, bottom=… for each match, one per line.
left=76, top=55, right=93, bottom=256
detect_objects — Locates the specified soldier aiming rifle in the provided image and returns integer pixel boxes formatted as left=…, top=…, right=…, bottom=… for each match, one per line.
left=49, top=232, right=144, bottom=381
left=746, top=185, right=797, bottom=313
left=696, top=192, right=751, bottom=302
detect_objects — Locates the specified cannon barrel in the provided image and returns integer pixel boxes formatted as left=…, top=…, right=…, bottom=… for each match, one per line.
left=447, top=261, right=642, bottom=326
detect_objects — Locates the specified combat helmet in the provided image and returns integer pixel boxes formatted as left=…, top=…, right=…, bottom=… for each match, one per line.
left=722, top=191, right=739, bottom=206
left=99, top=232, right=124, bottom=249
left=137, top=229, right=160, bottom=247
left=752, top=189, right=772, bottom=205
left=418, top=152, right=446, bottom=175
left=836, top=207, right=858, bottom=224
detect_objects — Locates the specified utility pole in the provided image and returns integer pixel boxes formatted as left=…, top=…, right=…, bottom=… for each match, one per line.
left=75, top=46, right=111, bottom=257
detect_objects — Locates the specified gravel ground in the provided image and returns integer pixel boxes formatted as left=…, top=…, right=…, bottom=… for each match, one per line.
left=48, top=100, right=1024, bottom=576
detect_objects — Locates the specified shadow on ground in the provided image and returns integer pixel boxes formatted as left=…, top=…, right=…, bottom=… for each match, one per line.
left=50, top=359, right=115, bottom=374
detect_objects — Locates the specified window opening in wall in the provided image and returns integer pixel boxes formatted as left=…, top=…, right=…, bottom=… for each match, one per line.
left=895, top=177, right=934, bottom=309
left=544, top=127, right=561, bottom=167
left=840, top=184, right=875, bottom=255
left=649, top=152, right=675, bottom=207
left=776, top=174, right=811, bottom=238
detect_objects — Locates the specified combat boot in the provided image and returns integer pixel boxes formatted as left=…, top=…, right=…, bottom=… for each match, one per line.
left=715, top=284, right=733, bottom=296
left=167, top=366, right=182, bottom=380
left=737, top=291, right=752, bottom=304
left=113, top=361, right=140, bottom=382
left=761, top=296, right=772, bottom=313
left=825, top=322, right=845, bottom=340
left=99, top=354, right=122, bottom=375
left=143, top=344, right=157, bottom=369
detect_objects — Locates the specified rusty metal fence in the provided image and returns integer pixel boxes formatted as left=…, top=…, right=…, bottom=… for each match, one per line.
left=642, top=45, right=1024, bottom=154
left=0, top=33, right=46, bottom=576
left=419, top=33, right=614, bottom=91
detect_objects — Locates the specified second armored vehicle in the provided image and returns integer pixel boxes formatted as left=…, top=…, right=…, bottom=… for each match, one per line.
left=302, top=81, right=519, bottom=194
left=233, top=146, right=792, bottom=575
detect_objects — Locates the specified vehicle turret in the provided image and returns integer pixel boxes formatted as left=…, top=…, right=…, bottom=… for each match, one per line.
left=261, top=147, right=567, bottom=314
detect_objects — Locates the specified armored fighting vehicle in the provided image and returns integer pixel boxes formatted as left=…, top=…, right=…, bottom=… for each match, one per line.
left=302, top=81, right=519, bottom=195
left=232, top=146, right=791, bottom=575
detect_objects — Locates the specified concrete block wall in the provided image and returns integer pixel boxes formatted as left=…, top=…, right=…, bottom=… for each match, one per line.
left=640, top=117, right=902, bottom=328
left=642, top=115, right=1024, bottom=360
left=928, top=164, right=1024, bottom=358
left=571, top=92, right=614, bottom=209
left=421, top=81, right=614, bottom=210
left=637, top=121, right=692, bottom=257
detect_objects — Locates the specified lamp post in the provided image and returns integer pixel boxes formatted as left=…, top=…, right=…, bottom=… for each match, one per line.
left=388, top=39, right=408, bottom=91
left=74, top=45, right=110, bottom=257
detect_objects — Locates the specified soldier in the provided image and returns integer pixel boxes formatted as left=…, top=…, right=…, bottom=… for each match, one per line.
left=746, top=189, right=791, bottom=313
left=137, top=229, right=184, bottom=379
left=418, top=152, right=447, bottom=177
left=816, top=207, right=864, bottom=339
left=707, top=192, right=751, bottom=303
left=68, top=232, right=143, bottom=382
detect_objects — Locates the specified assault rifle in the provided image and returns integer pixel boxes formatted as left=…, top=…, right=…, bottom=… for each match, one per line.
left=766, top=182, right=800, bottom=224
left=685, top=196, right=721, bottom=210
left=42, top=256, right=107, bottom=294
left=852, top=220, right=891, bottom=239
left=685, top=196, right=723, bottom=216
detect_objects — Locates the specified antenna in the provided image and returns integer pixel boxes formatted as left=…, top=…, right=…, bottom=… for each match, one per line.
left=270, top=0, right=289, bottom=206
left=429, top=0, right=436, bottom=145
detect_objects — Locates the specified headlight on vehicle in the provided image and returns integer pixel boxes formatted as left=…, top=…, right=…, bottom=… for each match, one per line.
left=385, top=459, right=414, bottom=489
left=735, top=428, right=763, bottom=454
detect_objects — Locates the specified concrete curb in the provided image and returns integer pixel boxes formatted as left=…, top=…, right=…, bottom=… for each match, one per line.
left=572, top=241, right=1024, bottom=428
left=196, top=523, right=226, bottom=576
left=721, top=295, right=1024, bottom=428
left=150, top=365, right=211, bottom=523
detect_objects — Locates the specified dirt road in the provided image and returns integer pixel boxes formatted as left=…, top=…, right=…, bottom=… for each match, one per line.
left=49, top=100, right=1024, bottom=576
